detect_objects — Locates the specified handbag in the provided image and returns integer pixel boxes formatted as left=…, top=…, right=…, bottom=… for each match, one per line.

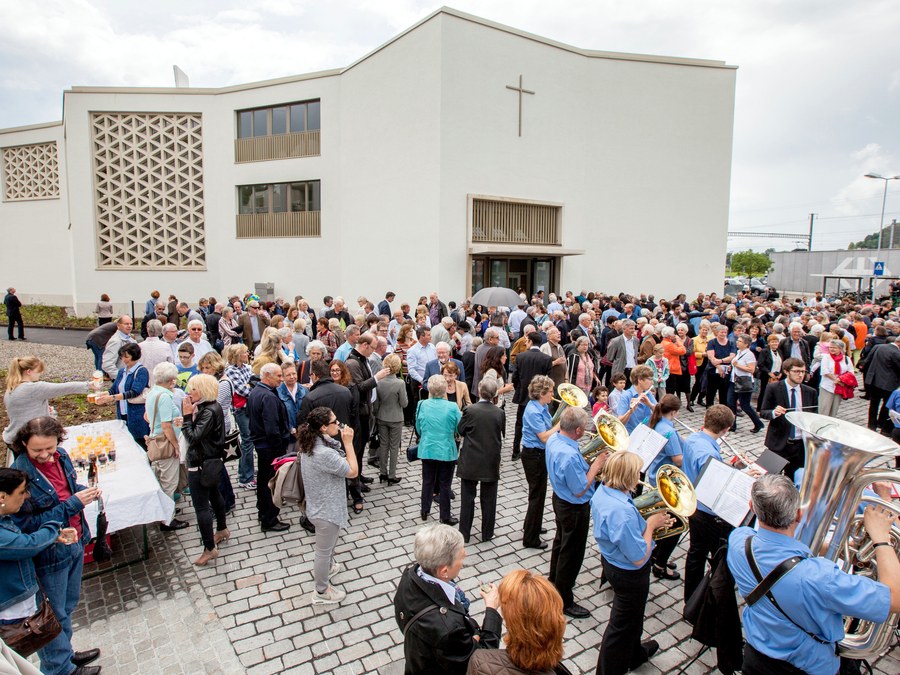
left=734, top=376, right=754, bottom=394
left=687, top=352, right=698, bottom=376
left=223, top=409, right=242, bottom=462
left=145, top=392, right=178, bottom=461
left=200, top=458, right=224, bottom=488
left=0, top=593, right=62, bottom=657
left=129, top=365, right=151, bottom=405
left=369, top=430, right=381, bottom=451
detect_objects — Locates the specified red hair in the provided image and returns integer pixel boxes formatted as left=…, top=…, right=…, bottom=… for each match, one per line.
left=499, top=570, right=565, bottom=670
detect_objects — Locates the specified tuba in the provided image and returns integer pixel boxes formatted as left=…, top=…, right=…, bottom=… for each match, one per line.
left=580, top=410, right=630, bottom=462
left=551, top=383, right=588, bottom=425
left=633, top=464, right=698, bottom=540
left=787, top=411, right=900, bottom=660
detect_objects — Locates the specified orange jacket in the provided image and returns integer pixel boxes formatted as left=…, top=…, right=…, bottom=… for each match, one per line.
left=663, top=337, right=687, bottom=375
left=853, top=321, right=867, bottom=350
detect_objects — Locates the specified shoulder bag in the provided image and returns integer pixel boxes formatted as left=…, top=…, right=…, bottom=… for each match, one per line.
left=145, top=391, right=178, bottom=461
left=129, top=365, right=151, bottom=405
left=406, top=402, right=422, bottom=462
left=222, top=380, right=243, bottom=461
left=0, top=588, right=62, bottom=657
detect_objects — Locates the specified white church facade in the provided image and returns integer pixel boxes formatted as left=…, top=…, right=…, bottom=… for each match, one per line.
left=0, top=7, right=737, bottom=315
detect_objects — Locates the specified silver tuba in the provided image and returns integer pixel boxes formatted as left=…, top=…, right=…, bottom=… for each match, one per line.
left=787, top=411, right=900, bottom=659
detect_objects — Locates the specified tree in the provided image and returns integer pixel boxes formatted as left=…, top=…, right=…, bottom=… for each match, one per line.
left=729, top=250, right=773, bottom=285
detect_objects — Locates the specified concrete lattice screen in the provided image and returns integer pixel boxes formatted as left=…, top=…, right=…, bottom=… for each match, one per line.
left=91, top=112, right=206, bottom=269
left=1, top=141, right=60, bottom=201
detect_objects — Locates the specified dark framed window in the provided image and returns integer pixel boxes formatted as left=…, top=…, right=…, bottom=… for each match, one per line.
left=236, top=100, right=321, bottom=138
left=238, top=181, right=321, bottom=214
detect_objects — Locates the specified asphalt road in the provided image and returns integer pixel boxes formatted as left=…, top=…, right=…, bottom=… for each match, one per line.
left=4, top=327, right=92, bottom=348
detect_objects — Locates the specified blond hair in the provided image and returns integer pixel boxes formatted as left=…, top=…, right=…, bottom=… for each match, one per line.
left=6, top=357, right=44, bottom=394
left=602, top=451, right=642, bottom=490
left=186, top=374, right=219, bottom=402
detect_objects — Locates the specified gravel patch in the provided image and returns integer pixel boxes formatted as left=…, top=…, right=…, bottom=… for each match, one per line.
left=0, top=341, right=95, bottom=381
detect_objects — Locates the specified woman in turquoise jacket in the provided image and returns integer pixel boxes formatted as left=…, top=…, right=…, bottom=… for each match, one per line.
left=416, top=375, right=462, bottom=525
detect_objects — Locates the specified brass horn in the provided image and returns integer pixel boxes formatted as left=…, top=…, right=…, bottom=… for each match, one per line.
left=580, top=410, right=630, bottom=462
left=550, top=383, right=588, bottom=425
left=787, top=411, right=900, bottom=660
left=633, top=464, right=698, bottom=540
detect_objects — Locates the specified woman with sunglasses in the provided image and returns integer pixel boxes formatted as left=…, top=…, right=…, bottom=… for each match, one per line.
left=298, top=407, right=358, bottom=605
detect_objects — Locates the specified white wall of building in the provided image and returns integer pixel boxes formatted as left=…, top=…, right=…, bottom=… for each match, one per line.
left=0, top=9, right=736, bottom=316
left=0, top=122, right=74, bottom=307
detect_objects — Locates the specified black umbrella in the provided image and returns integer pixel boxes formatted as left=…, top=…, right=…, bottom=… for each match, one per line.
left=92, top=497, right=112, bottom=563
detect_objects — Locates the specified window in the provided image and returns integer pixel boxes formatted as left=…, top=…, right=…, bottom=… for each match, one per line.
left=236, top=100, right=321, bottom=139
left=237, top=181, right=320, bottom=215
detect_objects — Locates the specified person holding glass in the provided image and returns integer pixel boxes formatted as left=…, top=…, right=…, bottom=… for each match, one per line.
left=298, top=406, right=358, bottom=605
left=12, top=417, right=102, bottom=675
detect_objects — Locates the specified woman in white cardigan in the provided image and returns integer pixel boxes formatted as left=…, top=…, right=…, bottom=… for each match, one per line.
left=819, top=339, right=854, bottom=417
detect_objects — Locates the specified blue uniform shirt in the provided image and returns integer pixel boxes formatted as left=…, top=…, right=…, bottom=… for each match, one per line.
left=728, top=527, right=890, bottom=675
left=681, top=431, right=723, bottom=515
left=592, top=484, right=651, bottom=570
left=648, top=418, right=683, bottom=486
left=546, top=432, right=595, bottom=504
left=522, top=400, right=552, bottom=450
left=615, top=386, right=657, bottom=433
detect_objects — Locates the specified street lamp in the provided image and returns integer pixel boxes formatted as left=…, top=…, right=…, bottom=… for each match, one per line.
left=864, top=172, right=900, bottom=300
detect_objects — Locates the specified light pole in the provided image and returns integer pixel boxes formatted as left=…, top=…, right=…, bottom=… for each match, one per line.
left=864, top=173, right=900, bottom=300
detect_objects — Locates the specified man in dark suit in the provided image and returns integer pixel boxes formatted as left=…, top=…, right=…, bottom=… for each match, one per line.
left=377, top=292, right=395, bottom=318
left=4, top=287, right=24, bottom=341
left=777, top=323, right=811, bottom=371
left=248, top=363, right=292, bottom=532
left=862, top=340, right=900, bottom=433
left=511, top=331, right=552, bottom=460
left=344, top=334, right=389, bottom=485
left=759, top=357, right=818, bottom=481
left=237, top=301, right=269, bottom=351
left=455, top=379, right=506, bottom=543
left=297, top=359, right=356, bottom=426
left=324, top=297, right=353, bottom=330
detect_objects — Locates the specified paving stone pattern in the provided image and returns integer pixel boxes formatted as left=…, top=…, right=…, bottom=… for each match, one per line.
left=15, top=343, right=900, bottom=674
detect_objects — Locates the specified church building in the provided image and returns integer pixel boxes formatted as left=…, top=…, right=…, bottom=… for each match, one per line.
left=0, top=7, right=737, bottom=315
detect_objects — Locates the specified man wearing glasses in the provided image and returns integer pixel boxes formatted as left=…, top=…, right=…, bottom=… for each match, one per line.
left=759, top=358, right=818, bottom=481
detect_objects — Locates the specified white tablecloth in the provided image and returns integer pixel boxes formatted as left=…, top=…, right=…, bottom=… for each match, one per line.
left=60, top=420, right=175, bottom=536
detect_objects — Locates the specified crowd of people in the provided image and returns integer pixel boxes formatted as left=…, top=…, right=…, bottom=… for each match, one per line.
left=2, top=285, right=900, bottom=674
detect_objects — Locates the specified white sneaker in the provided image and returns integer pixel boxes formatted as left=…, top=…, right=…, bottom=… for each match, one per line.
left=328, top=561, right=343, bottom=580
left=312, top=586, right=346, bottom=605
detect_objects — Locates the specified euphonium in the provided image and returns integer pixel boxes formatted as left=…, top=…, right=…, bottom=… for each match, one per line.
left=550, top=383, right=588, bottom=425
left=580, top=410, right=630, bottom=462
left=633, top=464, right=697, bottom=540
left=787, top=411, right=900, bottom=660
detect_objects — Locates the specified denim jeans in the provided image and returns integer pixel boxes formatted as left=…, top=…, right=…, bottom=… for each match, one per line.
left=86, top=339, right=104, bottom=372
left=233, top=407, right=255, bottom=483
left=37, top=543, right=84, bottom=675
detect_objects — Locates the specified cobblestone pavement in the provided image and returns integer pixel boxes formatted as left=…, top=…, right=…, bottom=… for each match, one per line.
left=3, top=341, right=899, bottom=674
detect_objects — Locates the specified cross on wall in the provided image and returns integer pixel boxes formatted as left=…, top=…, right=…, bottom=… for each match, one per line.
left=505, top=74, right=535, bottom=137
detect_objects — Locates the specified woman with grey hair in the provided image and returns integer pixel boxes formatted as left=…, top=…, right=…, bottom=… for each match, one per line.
left=292, top=318, right=310, bottom=362
left=299, top=339, right=327, bottom=386
left=818, top=338, right=853, bottom=417
left=416, top=375, right=462, bottom=524
left=393, top=524, right=501, bottom=674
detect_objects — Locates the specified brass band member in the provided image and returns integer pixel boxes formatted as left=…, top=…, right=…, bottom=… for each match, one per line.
left=591, top=451, right=673, bottom=674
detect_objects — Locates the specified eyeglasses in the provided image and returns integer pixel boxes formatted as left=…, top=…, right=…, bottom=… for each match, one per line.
left=328, top=418, right=338, bottom=425
left=189, top=328, right=203, bottom=332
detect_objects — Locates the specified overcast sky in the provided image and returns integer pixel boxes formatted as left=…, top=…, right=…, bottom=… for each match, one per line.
left=2, top=0, right=898, bottom=252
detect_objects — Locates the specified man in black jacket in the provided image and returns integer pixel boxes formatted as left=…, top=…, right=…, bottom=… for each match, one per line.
left=759, top=358, right=818, bottom=481
left=344, top=334, right=389, bottom=495
left=777, top=323, right=811, bottom=372
left=4, top=287, right=24, bottom=340
left=298, top=359, right=356, bottom=425
left=324, top=297, right=353, bottom=330
left=248, top=363, right=292, bottom=532
left=456, top=380, right=505, bottom=543
left=863, top=339, right=900, bottom=433
left=511, top=331, right=552, bottom=459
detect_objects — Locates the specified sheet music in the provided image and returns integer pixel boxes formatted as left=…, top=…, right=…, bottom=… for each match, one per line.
left=694, top=459, right=755, bottom=528
left=629, top=424, right=669, bottom=473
